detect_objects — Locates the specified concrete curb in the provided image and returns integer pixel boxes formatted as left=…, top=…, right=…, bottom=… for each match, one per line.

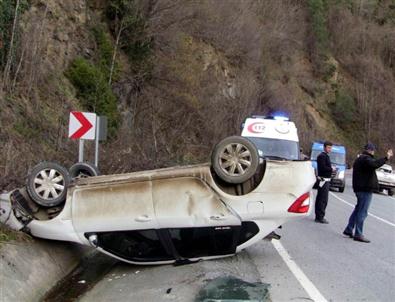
left=0, top=239, right=90, bottom=302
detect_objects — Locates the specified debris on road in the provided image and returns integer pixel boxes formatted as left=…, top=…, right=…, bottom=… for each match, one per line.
left=196, top=276, right=270, bottom=301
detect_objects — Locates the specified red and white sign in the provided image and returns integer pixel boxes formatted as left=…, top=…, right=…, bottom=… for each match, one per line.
left=241, top=117, right=298, bottom=141
left=68, top=111, right=96, bottom=140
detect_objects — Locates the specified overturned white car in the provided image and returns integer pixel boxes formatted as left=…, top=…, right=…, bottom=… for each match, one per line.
left=0, top=117, right=315, bottom=265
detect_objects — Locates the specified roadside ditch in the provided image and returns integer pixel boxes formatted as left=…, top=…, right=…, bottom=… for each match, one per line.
left=0, top=235, right=91, bottom=302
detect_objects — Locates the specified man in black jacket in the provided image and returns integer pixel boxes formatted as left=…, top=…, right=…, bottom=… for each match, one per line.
left=343, top=143, right=393, bottom=243
left=315, top=141, right=334, bottom=223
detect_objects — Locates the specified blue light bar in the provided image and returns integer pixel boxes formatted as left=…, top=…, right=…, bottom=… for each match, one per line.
left=273, top=115, right=289, bottom=121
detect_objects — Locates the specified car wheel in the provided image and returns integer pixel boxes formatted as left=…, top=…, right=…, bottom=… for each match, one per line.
left=211, top=136, right=259, bottom=184
left=388, top=189, right=394, bottom=196
left=339, top=186, right=345, bottom=193
left=69, top=162, right=100, bottom=179
left=26, top=162, right=70, bottom=207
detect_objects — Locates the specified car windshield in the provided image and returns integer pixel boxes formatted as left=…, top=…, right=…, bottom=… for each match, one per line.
left=247, top=137, right=299, bottom=160
left=311, top=150, right=346, bottom=165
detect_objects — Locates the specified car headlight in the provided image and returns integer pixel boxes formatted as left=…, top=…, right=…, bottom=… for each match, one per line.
left=338, top=170, right=345, bottom=179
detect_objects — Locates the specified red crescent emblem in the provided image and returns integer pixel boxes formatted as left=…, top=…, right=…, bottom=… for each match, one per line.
left=247, top=122, right=265, bottom=133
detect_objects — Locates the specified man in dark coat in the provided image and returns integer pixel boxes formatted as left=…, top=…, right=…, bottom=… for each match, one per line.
left=315, top=141, right=334, bottom=223
left=343, top=143, right=393, bottom=243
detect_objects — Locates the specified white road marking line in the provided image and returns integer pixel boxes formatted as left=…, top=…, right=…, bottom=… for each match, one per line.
left=272, top=240, right=328, bottom=302
left=330, top=192, right=395, bottom=227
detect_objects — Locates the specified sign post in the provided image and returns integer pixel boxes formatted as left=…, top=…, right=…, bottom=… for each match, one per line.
left=94, top=117, right=100, bottom=167
left=79, top=140, right=85, bottom=162
left=94, top=116, right=108, bottom=168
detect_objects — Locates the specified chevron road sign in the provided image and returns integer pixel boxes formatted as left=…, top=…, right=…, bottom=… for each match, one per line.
left=68, top=111, right=97, bottom=140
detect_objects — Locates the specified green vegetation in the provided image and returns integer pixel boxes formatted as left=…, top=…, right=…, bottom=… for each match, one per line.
left=307, top=0, right=335, bottom=80
left=0, top=0, right=29, bottom=68
left=308, top=0, right=329, bottom=53
left=106, top=0, right=153, bottom=75
left=330, top=88, right=358, bottom=128
left=13, top=119, right=41, bottom=138
left=330, top=0, right=354, bottom=10
left=323, top=60, right=337, bottom=81
left=92, top=26, right=120, bottom=81
left=0, top=225, right=30, bottom=246
left=65, top=24, right=124, bottom=135
left=374, top=0, right=395, bottom=25
left=65, top=1, right=154, bottom=138
left=66, top=58, right=118, bottom=133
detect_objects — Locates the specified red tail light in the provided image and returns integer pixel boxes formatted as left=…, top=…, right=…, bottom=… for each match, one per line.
left=288, top=192, right=310, bottom=213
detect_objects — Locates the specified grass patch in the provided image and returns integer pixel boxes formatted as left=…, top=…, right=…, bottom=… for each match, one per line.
left=0, top=225, right=31, bottom=247
left=13, top=119, right=41, bottom=138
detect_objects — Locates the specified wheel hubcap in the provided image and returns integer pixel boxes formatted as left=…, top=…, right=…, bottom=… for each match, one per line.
left=33, top=169, right=65, bottom=200
left=219, top=143, right=252, bottom=176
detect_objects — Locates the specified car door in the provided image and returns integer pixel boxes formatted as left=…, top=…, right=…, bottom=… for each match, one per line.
left=71, top=181, right=158, bottom=233
left=151, top=177, right=242, bottom=259
left=71, top=180, right=174, bottom=263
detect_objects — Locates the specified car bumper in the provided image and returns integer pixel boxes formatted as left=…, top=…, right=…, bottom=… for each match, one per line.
left=378, top=182, right=395, bottom=190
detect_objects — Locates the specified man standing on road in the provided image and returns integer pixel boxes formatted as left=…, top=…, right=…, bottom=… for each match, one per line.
left=315, top=141, right=334, bottom=224
left=343, top=143, right=393, bottom=243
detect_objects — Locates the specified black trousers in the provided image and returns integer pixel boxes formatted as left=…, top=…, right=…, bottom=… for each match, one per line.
left=315, top=181, right=330, bottom=220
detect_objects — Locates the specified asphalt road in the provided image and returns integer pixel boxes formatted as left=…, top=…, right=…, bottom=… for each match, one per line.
left=77, top=172, right=395, bottom=302
left=272, top=172, right=395, bottom=302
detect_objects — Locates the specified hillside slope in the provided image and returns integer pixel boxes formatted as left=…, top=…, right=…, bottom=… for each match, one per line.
left=0, top=0, right=394, bottom=189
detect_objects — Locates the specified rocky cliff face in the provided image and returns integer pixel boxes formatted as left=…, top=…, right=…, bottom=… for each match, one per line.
left=0, top=0, right=394, bottom=189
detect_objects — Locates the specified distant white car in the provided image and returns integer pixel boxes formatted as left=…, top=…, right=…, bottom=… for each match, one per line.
left=376, top=164, right=395, bottom=196
left=0, top=119, right=315, bottom=265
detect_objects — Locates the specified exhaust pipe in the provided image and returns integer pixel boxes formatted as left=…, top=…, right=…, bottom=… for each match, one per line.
left=264, top=231, right=281, bottom=240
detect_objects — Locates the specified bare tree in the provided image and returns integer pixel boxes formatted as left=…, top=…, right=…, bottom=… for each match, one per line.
left=2, top=0, right=20, bottom=92
left=27, top=3, right=48, bottom=95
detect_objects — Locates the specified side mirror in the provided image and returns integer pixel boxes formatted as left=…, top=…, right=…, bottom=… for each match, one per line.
left=347, top=164, right=351, bottom=169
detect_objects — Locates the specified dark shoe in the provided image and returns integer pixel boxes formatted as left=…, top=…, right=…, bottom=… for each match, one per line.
left=315, top=218, right=329, bottom=224
left=343, top=230, right=353, bottom=238
left=353, top=236, right=370, bottom=243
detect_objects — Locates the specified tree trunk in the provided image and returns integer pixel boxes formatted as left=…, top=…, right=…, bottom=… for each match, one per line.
left=2, top=0, right=20, bottom=92
left=27, top=3, right=48, bottom=96
left=109, top=21, right=124, bottom=85
left=11, top=44, right=26, bottom=91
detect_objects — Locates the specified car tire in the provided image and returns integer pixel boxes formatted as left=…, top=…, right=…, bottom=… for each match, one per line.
left=69, top=162, right=100, bottom=179
left=211, top=136, right=259, bottom=184
left=26, top=162, right=71, bottom=207
left=388, top=189, right=394, bottom=196
left=339, top=186, right=345, bottom=193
